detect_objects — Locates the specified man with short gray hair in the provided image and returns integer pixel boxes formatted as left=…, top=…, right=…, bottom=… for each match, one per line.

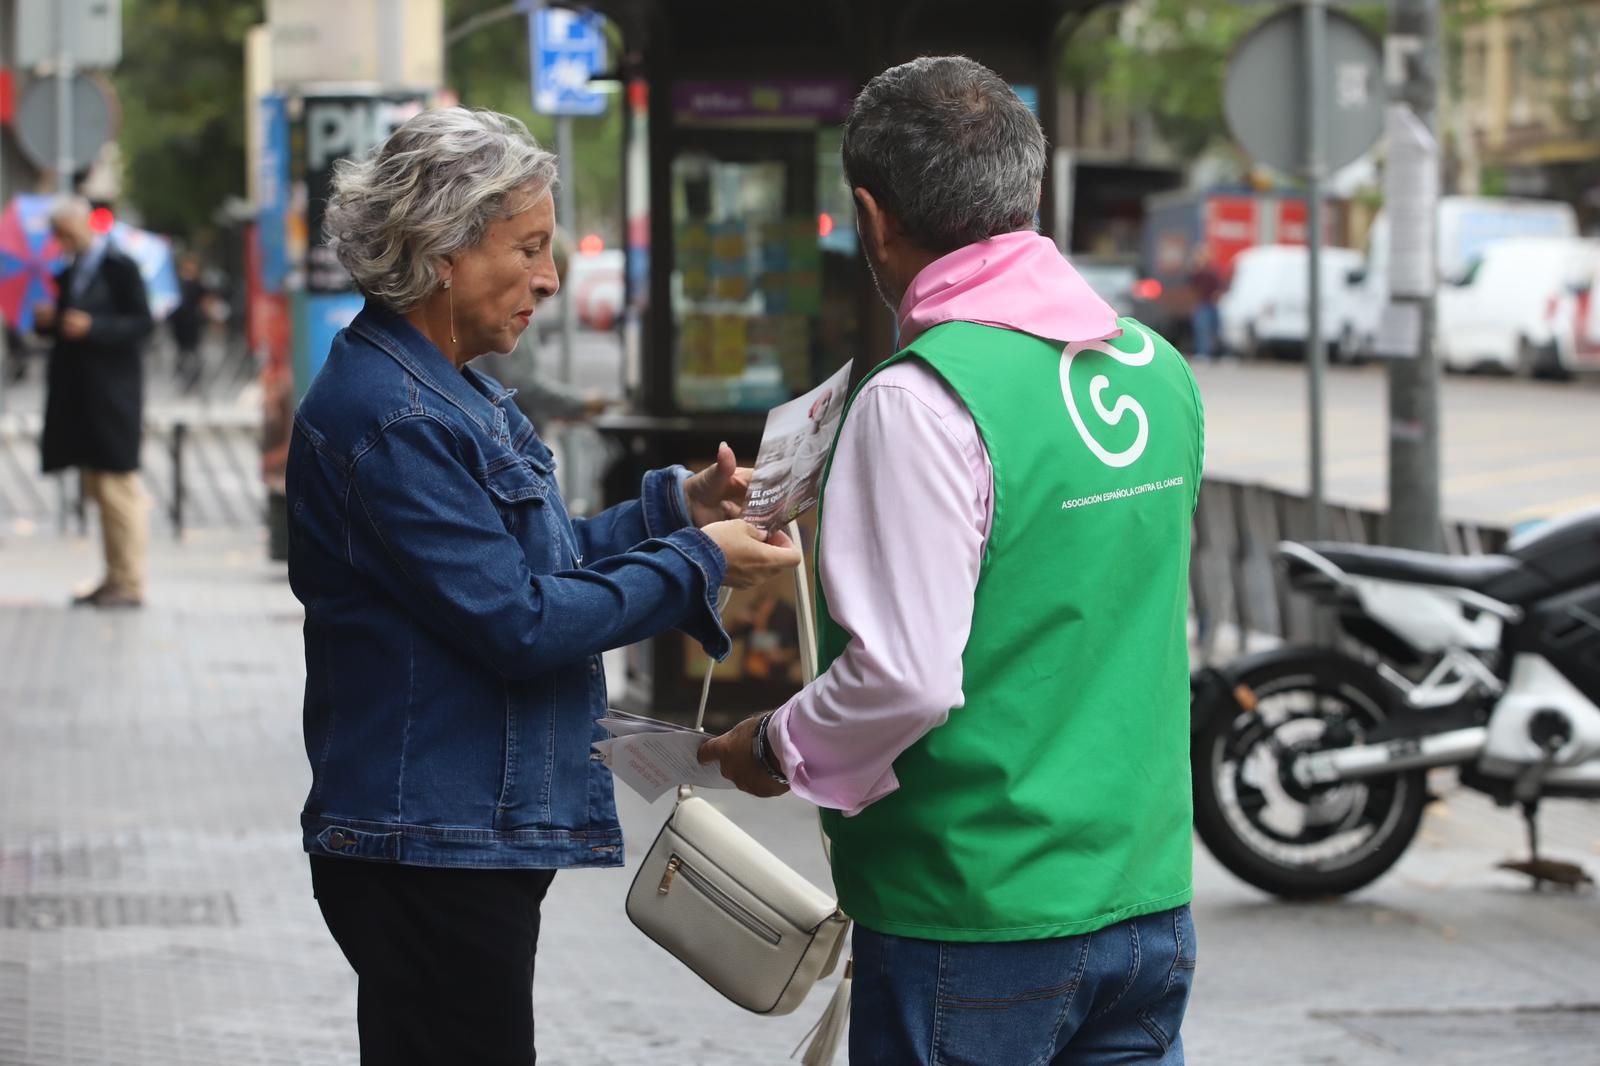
left=37, top=196, right=154, bottom=608
left=703, top=56, right=1204, bottom=1064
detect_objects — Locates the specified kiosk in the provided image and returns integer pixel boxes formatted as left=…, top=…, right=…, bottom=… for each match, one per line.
left=587, top=0, right=1106, bottom=717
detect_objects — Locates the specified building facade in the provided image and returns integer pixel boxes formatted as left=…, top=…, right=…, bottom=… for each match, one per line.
left=1458, top=0, right=1600, bottom=226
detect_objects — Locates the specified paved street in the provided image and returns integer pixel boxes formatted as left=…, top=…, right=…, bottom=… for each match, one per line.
left=8, top=334, right=1597, bottom=536
left=519, top=335, right=1600, bottom=532
left=1195, top=360, right=1600, bottom=528
left=2, top=529, right=1598, bottom=1065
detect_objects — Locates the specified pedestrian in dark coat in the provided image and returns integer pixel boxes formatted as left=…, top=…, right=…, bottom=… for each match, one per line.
left=169, top=254, right=210, bottom=394
left=37, top=196, right=155, bottom=607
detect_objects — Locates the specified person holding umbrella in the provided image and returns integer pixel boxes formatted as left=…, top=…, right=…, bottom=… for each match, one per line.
left=36, top=195, right=154, bottom=608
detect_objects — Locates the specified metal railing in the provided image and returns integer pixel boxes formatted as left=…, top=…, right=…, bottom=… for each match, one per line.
left=0, top=416, right=263, bottom=539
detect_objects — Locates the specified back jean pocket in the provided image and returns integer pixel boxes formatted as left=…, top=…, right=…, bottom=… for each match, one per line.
left=932, top=938, right=1087, bottom=1066
left=1137, top=906, right=1198, bottom=1052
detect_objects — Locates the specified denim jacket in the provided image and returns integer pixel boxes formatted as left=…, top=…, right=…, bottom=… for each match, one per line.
left=288, top=302, right=731, bottom=869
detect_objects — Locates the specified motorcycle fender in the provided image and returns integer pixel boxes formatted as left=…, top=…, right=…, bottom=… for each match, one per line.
left=1190, top=646, right=1382, bottom=736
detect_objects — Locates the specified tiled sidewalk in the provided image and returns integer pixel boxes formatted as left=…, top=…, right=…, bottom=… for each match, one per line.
left=2, top=529, right=1598, bottom=1065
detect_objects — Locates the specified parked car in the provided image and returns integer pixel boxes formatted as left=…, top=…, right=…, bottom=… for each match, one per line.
left=1347, top=196, right=1579, bottom=356
left=536, top=248, right=624, bottom=334
left=1072, top=255, right=1140, bottom=315
left=1435, top=236, right=1600, bottom=376
left=1218, top=244, right=1365, bottom=359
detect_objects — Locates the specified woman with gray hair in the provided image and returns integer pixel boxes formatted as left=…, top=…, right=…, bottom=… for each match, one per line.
left=286, top=107, right=799, bottom=1064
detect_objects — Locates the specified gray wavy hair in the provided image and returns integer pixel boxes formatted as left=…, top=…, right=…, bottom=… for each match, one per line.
left=323, top=108, right=558, bottom=311
left=842, top=56, right=1045, bottom=254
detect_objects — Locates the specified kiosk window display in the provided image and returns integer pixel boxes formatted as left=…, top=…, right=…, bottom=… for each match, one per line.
left=667, top=81, right=864, bottom=416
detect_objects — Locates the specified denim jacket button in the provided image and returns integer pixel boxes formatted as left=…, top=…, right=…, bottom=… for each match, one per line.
left=589, top=659, right=599, bottom=676
left=328, top=830, right=350, bottom=850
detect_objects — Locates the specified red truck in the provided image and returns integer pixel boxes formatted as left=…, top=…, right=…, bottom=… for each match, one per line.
left=1136, top=188, right=1350, bottom=343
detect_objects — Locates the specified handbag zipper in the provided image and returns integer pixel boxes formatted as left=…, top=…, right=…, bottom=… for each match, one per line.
left=657, top=853, right=782, bottom=946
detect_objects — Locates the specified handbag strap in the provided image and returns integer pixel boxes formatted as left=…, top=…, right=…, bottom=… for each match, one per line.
left=692, top=522, right=834, bottom=871
left=694, top=587, right=735, bottom=734
left=784, top=520, right=836, bottom=869
left=788, top=519, right=820, bottom=686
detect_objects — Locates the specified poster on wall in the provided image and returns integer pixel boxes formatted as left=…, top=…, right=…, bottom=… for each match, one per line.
left=256, top=94, right=291, bottom=295
left=295, top=92, right=428, bottom=294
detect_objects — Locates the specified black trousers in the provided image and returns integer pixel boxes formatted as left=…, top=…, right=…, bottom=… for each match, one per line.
left=311, top=856, right=558, bottom=1066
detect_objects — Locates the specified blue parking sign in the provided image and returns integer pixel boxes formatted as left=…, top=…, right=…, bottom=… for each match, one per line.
left=531, top=7, right=606, bottom=116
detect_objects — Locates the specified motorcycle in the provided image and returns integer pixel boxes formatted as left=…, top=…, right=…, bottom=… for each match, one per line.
left=1190, top=508, right=1600, bottom=898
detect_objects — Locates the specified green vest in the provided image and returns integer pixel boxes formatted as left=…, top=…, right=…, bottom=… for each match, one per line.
left=816, top=319, right=1203, bottom=941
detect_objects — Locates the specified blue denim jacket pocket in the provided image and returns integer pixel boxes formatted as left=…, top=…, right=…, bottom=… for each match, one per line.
left=481, top=458, right=550, bottom=533
left=482, top=453, right=588, bottom=572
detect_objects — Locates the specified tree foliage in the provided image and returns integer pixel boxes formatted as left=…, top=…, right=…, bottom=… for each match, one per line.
left=113, top=0, right=625, bottom=246
left=1062, top=0, right=1386, bottom=162
left=113, top=0, right=265, bottom=243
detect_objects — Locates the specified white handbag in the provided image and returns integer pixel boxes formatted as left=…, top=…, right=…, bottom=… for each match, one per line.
left=625, top=521, right=852, bottom=1019
left=625, top=792, right=849, bottom=1014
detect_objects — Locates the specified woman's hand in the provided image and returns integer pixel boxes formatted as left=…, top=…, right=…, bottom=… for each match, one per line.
left=701, top=521, right=801, bottom=589
left=684, top=442, right=753, bottom=527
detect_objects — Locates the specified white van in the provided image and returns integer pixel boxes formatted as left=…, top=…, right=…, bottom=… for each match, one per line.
left=1348, top=196, right=1579, bottom=355
left=1436, top=237, right=1600, bottom=375
left=1218, top=244, right=1365, bottom=358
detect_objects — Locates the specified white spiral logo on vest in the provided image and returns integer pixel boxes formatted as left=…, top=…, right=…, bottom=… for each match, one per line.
left=1059, top=322, right=1156, bottom=469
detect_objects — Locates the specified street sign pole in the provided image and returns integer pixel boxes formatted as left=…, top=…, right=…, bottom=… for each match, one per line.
left=54, top=0, right=75, bottom=530
left=55, top=0, right=73, bottom=193
left=1225, top=3, right=1383, bottom=545
left=1304, top=0, right=1328, bottom=541
left=556, top=113, right=577, bottom=384
left=527, top=0, right=606, bottom=387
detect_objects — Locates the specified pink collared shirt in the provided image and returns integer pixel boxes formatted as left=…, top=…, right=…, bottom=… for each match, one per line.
left=767, top=232, right=1120, bottom=815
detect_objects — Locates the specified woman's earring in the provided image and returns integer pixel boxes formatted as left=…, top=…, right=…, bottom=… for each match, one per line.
left=443, top=278, right=456, bottom=345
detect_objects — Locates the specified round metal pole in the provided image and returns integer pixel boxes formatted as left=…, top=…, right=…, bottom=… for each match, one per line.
left=55, top=0, right=73, bottom=193
left=1385, top=0, right=1443, bottom=552
left=1304, top=0, right=1328, bottom=541
left=556, top=115, right=578, bottom=385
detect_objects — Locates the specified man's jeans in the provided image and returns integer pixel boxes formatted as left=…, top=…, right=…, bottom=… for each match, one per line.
left=850, top=905, right=1196, bottom=1066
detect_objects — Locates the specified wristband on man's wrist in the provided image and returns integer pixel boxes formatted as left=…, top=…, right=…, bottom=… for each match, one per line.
left=752, top=712, right=789, bottom=784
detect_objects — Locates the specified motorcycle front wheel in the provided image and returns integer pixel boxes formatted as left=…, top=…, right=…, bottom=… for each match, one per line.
left=1192, top=652, right=1429, bottom=899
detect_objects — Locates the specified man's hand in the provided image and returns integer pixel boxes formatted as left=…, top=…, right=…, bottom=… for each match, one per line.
left=33, top=303, right=56, bottom=332
left=685, top=442, right=753, bottom=527
left=701, top=521, right=801, bottom=589
left=60, top=310, right=92, bottom=341
left=698, top=714, right=790, bottom=798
